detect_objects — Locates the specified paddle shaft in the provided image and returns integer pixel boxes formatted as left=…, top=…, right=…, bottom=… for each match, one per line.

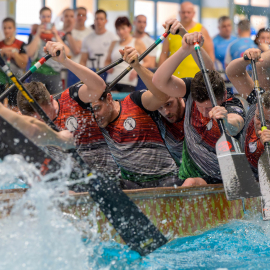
left=107, top=29, right=174, bottom=91
left=0, top=54, right=89, bottom=169
left=251, top=60, right=268, bottom=129
left=0, top=52, right=60, bottom=102
left=193, top=43, right=225, bottom=133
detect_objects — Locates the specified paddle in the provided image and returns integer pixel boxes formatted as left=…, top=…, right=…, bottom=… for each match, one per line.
left=0, top=51, right=60, bottom=102
left=193, top=42, right=261, bottom=201
left=249, top=59, right=270, bottom=220
left=0, top=56, right=167, bottom=256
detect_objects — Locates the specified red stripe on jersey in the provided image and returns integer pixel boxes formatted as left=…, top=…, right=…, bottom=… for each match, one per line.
left=163, top=116, right=185, bottom=142
left=0, top=39, right=24, bottom=50
left=245, top=118, right=264, bottom=169
left=54, top=89, right=105, bottom=145
left=106, top=95, right=164, bottom=144
left=191, top=101, right=221, bottom=148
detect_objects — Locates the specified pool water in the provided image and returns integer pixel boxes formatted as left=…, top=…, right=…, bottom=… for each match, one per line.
left=1, top=155, right=270, bottom=270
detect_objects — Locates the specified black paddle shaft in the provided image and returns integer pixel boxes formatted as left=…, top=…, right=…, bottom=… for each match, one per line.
left=194, top=43, right=226, bottom=134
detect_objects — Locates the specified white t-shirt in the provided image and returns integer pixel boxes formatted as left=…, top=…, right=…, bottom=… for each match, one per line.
left=71, top=27, right=93, bottom=63
left=81, top=30, right=118, bottom=68
left=141, top=34, right=157, bottom=57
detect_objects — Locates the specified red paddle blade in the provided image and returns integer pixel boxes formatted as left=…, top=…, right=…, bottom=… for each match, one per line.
left=258, top=147, right=270, bottom=220
left=216, top=132, right=261, bottom=201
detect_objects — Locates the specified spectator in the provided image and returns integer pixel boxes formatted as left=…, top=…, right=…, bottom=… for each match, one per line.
left=0, top=17, right=28, bottom=107
left=61, top=8, right=75, bottom=38
left=105, top=16, right=150, bottom=92
left=158, top=1, right=214, bottom=78
left=225, top=19, right=257, bottom=67
left=66, top=7, right=92, bottom=64
left=26, top=7, right=70, bottom=94
left=133, top=15, right=157, bottom=69
left=213, top=16, right=237, bottom=70
left=80, top=9, right=118, bottom=71
left=254, top=28, right=270, bottom=52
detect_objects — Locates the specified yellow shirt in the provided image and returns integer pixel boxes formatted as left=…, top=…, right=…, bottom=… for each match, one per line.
left=168, top=23, right=202, bottom=78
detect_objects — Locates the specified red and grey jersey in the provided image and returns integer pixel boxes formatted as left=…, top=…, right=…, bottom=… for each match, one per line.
left=99, top=91, right=178, bottom=182
left=182, top=77, right=246, bottom=180
left=53, top=85, right=119, bottom=174
left=241, top=104, right=263, bottom=177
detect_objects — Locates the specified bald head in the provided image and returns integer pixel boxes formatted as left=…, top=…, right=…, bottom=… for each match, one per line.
left=134, top=15, right=147, bottom=34
left=179, top=1, right=195, bottom=25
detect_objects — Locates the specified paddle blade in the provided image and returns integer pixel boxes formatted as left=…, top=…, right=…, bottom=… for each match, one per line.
left=216, top=133, right=261, bottom=201
left=258, top=147, right=270, bottom=220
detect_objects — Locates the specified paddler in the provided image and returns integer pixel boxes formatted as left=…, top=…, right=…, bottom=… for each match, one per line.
left=152, top=19, right=246, bottom=186
left=0, top=102, right=75, bottom=150
left=119, top=25, right=213, bottom=168
left=17, top=44, right=120, bottom=176
left=226, top=48, right=270, bottom=177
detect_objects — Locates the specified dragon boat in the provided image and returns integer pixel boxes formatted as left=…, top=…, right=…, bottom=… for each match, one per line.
left=0, top=184, right=261, bottom=243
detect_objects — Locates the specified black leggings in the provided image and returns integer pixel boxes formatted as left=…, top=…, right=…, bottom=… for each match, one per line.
left=120, top=176, right=184, bottom=190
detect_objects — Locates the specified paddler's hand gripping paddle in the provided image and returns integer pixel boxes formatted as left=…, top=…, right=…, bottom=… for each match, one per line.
left=248, top=58, right=270, bottom=221
left=194, top=42, right=261, bottom=201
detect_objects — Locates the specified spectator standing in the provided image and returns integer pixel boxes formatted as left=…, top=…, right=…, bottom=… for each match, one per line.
left=26, top=7, right=70, bottom=94
left=213, top=16, right=237, bottom=70
left=225, top=19, right=257, bottom=66
left=254, top=28, right=270, bottom=52
left=0, top=17, right=28, bottom=106
left=133, top=15, right=157, bottom=69
left=80, top=10, right=118, bottom=71
left=158, top=1, right=214, bottom=78
left=61, top=8, right=75, bottom=38
left=66, top=7, right=92, bottom=64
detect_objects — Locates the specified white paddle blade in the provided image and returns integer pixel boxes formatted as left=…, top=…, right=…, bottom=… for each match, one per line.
left=258, top=148, right=270, bottom=220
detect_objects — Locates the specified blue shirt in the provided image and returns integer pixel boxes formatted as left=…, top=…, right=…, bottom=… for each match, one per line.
left=213, top=34, right=237, bottom=69
left=225, top=37, right=257, bottom=66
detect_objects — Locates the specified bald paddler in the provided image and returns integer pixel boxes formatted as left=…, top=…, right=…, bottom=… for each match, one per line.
left=153, top=20, right=246, bottom=185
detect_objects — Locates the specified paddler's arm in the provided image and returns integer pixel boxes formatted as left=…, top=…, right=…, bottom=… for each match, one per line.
left=209, top=106, right=244, bottom=136
left=44, top=41, right=106, bottom=103
left=152, top=19, right=213, bottom=98
left=226, top=48, right=263, bottom=98
left=0, top=103, right=75, bottom=150
left=120, top=46, right=169, bottom=111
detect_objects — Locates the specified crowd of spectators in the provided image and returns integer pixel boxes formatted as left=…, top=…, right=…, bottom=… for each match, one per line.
left=0, top=2, right=269, bottom=105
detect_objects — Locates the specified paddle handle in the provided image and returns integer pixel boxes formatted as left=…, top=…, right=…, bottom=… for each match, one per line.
left=107, top=29, right=175, bottom=91
left=193, top=42, right=225, bottom=133
left=0, top=50, right=60, bottom=102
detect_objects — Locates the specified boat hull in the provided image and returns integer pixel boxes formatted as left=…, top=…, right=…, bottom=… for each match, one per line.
left=0, top=184, right=262, bottom=243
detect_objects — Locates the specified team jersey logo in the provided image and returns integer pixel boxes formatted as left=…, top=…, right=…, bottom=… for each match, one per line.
left=249, top=141, right=257, bottom=153
left=124, top=117, right=136, bottom=131
left=65, top=116, right=78, bottom=132
left=206, top=119, right=213, bottom=130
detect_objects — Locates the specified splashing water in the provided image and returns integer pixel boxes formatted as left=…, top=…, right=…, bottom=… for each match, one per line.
left=1, top=155, right=270, bottom=269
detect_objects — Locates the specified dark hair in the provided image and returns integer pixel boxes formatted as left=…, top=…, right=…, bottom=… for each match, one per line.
left=95, top=9, right=107, bottom=18
left=99, top=84, right=112, bottom=101
left=191, top=70, right=226, bottom=102
left=2, top=17, right=15, bottom=27
left=76, top=7, right=87, bottom=13
left=262, top=91, right=270, bottom=109
left=40, top=6, right=52, bottom=15
left=218, top=16, right=230, bottom=25
left=254, top=28, right=270, bottom=45
left=115, top=16, right=131, bottom=29
left=238, top=19, right=250, bottom=32
left=17, top=82, right=50, bottom=116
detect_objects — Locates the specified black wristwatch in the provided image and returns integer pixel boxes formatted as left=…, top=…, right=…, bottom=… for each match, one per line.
left=65, top=32, right=72, bottom=36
